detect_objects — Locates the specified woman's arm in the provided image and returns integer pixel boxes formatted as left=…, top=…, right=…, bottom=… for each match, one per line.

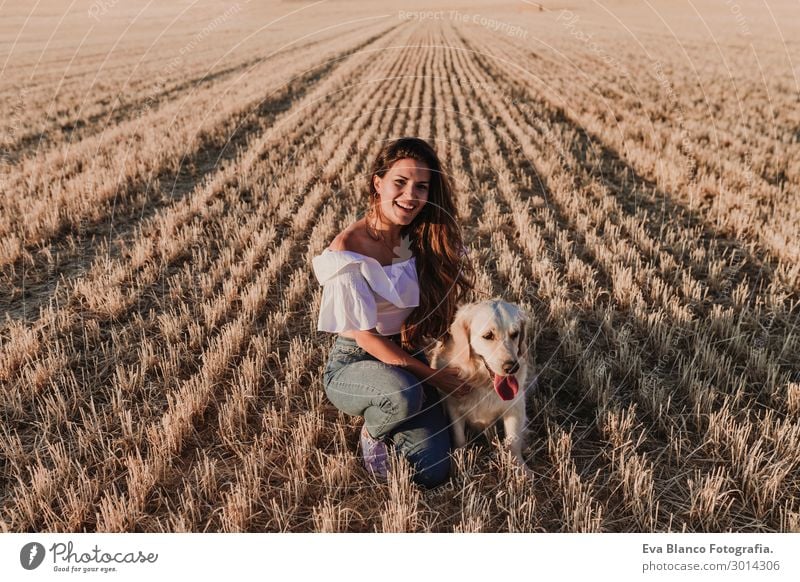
left=351, top=329, right=466, bottom=394
left=353, top=328, right=431, bottom=375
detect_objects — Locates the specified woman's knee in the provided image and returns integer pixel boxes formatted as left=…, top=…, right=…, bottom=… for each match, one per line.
left=326, top=361, right=424, bottom=416
left=367, top=365, right=425, bottom=418
left=410, top=451, right=451, bottom=489
left=390, top=382, right=425, bottom=420
left=394, top=429, right=452, bottom=488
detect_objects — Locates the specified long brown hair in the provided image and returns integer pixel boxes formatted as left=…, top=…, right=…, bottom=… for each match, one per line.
left=365, top=137, right=475, bottom=352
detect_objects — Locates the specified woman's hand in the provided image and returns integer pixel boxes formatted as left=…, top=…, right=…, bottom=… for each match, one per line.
left=430, top=366, right=472, bottom=398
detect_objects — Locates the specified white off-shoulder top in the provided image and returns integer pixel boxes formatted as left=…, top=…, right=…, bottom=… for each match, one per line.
left=311, top=249, right=419, bottom=336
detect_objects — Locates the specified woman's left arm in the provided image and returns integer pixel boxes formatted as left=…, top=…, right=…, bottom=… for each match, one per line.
left=351, top=328, right=420, bottom=368
left=351, top=329, right=468, bottom=395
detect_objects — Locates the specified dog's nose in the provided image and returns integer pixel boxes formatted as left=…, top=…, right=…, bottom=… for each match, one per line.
left=502, top=360, right=519, bottom=374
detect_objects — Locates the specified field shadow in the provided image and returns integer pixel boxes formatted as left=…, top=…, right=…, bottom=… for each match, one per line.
left=454, top=25, right=785, bottom=306
left=0, top=26, right=397, bottom=326
left=4, top=26, right=382, bottom=162
left=557, top=108, right=779, bottom=299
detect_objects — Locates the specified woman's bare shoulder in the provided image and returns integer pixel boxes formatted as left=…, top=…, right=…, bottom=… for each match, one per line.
left=329, top=220, right=372, bottom=254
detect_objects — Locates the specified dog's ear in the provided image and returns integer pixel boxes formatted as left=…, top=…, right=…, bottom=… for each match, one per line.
left=449, top=304, right=474, bottom=368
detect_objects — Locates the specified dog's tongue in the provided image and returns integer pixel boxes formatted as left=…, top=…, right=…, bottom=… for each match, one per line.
left=493, top=374, right=519, bottom=401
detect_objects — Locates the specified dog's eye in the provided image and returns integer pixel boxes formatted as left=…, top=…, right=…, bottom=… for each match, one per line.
left=510, top=331, right=519, bottom=339
left=482, top=332, right=494, bottom=340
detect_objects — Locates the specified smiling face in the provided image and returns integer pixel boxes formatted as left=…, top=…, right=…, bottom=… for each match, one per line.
left=372, top=157, right=430, bottom=227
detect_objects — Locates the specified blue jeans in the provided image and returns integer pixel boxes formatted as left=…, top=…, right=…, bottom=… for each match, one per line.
left=322, top=335, right=452, bottom=488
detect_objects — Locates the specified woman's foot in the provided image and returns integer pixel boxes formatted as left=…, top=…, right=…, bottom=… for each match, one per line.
left=359, top=424, right=389, bottom=481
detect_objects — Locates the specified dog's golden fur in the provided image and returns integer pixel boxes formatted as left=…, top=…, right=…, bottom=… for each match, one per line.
left=431, top=299, right=536, bottom=475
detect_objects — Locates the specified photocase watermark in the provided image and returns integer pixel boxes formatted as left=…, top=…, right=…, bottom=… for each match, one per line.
left=19, top=540, right=158, bottom=574
left=397, top=10, right=447, bottom=21
left=724, top=0, right=752, bottom=37
left=556, top=10, right=634, bottom=89
left=428, top=461, right=482, bottom=495
left=391, top=233, right=413, bottom=263
left=398, top=10, right=529, bottom=40
left=449, top=78, right=496, bottom=93
left=1, top=85, right=28, bottom=166
left=557, top=9, right=702, bottom=185
left=499, top=92, right=533, bottom=113
left=539, top=124, right=572, bottom=170
left=496, top=91, right=572, bottom=169
left=740, top=151, right=757, bottom=189
left=87, top=0, right=120, bottom=21
left=451, top=10, right=529, bottom=39
left=20, top=542, right=46, bottom=570
left=180, top=3, right=244, bottom=59
left=652, top=60, right=698, bottom=183
left=136, top=2, right=245, bottom=119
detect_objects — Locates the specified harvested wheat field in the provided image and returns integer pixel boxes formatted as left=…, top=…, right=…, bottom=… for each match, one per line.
left=1, top=0, right=799, bottom=533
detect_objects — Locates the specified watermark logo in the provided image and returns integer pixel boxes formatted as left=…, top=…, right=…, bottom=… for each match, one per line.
left=20, top=542, right=46, bottom=570
left=397, top=10, right=529, bottom=40
left=87, top=0, right=120, bottom=21
left=18, top=540, right=158, bottom=574
left=392, top=234, right=413, bottom=263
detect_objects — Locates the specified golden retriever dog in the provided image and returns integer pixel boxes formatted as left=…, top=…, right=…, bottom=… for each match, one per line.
left=430, top=299, right=535, bottom=475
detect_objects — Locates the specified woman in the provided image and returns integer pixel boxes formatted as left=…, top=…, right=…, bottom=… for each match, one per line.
left=312, top=137, right=475, bottom=489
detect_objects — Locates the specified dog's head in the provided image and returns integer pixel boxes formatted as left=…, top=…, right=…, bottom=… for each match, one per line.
left=449, top=299, right=530, bottom=401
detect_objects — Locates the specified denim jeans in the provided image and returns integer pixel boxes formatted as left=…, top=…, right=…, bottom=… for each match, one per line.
left=322, top=335, right=452, bottom=488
